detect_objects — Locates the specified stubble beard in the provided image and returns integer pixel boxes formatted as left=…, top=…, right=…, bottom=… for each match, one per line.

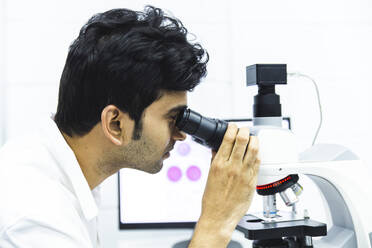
left=106, top=136, right=165, bottom=174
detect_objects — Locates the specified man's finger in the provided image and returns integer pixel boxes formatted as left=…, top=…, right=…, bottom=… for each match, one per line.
left=214, top=123, right=238, bottom=162
left=243, top=136, right=259, bottom=168
left=229, top=127, right=250, bottom=163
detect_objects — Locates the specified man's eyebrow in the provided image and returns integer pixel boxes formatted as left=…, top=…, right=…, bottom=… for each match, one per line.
left=165, top=105, right=187, bottom=116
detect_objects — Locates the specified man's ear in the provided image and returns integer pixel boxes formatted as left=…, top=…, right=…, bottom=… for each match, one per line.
left=101, top=105, right=133, bottom=146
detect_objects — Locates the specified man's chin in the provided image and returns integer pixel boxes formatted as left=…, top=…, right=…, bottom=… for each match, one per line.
left=147, top=161, right=163, bottom=174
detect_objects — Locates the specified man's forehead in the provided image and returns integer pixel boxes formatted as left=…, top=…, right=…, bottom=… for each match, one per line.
left=148, top=91, right=187, bottom=113
left=162, top=89, right=186, bottom=101
left=165, top=104, right=187, bottom=115
left=163, top=95, right=187, bottom=115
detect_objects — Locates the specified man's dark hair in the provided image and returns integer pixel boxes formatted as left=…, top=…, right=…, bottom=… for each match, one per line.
left=55, top=6, right=208, bottom=139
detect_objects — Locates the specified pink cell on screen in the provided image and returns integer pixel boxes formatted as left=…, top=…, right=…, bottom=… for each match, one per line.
left=167, top=166, right=182, bottom=182
left=177, top=143, right=191, bottom=156
left=186, top=166, right=201, bottom=181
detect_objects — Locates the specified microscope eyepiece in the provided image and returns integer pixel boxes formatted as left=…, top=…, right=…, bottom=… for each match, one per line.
left=175, top=108, right=228, bottom=151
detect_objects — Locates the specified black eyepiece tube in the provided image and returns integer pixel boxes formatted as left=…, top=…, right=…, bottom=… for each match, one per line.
left=175, top=108, right=228, bottom=151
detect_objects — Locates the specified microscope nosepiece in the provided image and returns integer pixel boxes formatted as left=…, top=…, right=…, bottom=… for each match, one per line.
left=256, top=174, right=299, bottom=196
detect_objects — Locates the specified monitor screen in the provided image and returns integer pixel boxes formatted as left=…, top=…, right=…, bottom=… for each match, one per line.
left=118, top=118, right=291, bottom=229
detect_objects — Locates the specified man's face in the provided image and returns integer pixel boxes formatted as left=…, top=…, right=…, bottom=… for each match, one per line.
left=117, top=91, right=187, bottom=174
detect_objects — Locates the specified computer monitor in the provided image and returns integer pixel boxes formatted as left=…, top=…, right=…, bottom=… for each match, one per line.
left=118, top=118, right=291, bottom=229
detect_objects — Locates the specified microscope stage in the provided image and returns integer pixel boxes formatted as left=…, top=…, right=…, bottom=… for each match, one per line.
left=251, top=211, right=305, bottom=224
left=237, top=214, right=327, bottom=240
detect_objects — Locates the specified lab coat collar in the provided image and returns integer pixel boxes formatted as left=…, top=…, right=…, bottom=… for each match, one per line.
left=40, top=117, right=99, bottom=221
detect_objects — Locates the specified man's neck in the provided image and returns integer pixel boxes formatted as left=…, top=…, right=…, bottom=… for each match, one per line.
left=61, top=130, right=105, bottom=190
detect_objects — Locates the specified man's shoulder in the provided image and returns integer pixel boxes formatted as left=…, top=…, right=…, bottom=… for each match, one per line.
left=0, top=166, right=92, bottom=247
left=0, top=163, right=80, bottom=232
left=0, top=133, right=49, bottom=163
left=0, top=133, right=62, bottom=180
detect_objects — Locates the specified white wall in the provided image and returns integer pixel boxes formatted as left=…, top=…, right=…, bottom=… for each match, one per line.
left=229, top=0, right=372, bottom=161
left=1, top=0, right=372, bottom=247
left=0, top=0, right=6, bottom=145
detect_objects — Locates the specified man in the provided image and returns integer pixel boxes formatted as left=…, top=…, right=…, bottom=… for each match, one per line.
left=0, top=6, right=260, bottom=248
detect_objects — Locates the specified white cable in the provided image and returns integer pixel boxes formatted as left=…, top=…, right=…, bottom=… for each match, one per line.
left=287, top=72, right=323, bottom=146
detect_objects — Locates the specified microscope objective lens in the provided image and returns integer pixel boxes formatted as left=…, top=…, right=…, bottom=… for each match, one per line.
left=263, top=195, right=277, bottom=218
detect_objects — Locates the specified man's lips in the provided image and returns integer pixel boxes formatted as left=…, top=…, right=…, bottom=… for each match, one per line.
left=167, top=144, right=175, bottom=153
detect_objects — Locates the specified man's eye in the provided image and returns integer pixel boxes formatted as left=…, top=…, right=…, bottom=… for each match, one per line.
left=169, top=115, right=178, bottom=125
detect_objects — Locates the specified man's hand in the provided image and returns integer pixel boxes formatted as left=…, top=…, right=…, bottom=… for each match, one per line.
left=189, top=123, right=260, bottom=247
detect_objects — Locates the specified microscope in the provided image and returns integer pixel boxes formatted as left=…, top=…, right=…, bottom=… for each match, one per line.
left=176, top=64, right=372, bottom=247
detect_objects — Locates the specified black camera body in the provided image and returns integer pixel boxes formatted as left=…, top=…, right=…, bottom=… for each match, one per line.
left=246, top=64, right=287, bottom=118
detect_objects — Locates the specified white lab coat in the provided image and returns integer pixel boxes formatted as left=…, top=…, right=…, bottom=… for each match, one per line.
left=0, top=117, right=100, bottom=248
